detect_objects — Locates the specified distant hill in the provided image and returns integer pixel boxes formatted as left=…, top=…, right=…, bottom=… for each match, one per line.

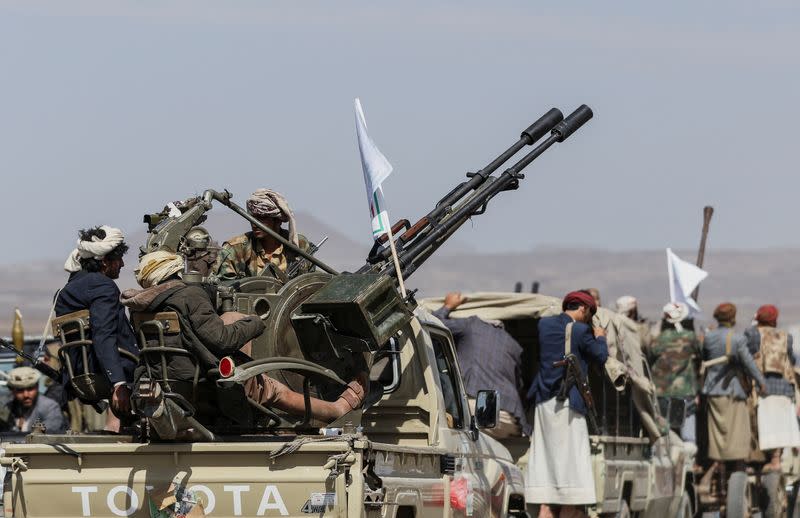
left=2, top=211, right=799, bottom=335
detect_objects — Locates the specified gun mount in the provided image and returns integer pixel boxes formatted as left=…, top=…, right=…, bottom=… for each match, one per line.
left=136, top=105, right=593, bottom=429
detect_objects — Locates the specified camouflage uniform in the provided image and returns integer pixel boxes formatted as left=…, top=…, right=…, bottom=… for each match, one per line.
left=647, top=328, right=701, bottom=442
left=648, top=329, right=701, bottom=397
left=214, top=230, right=311, bottom=280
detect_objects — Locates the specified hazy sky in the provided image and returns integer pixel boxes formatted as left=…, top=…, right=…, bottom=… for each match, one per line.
left=1, top=1, right=798, bottom=266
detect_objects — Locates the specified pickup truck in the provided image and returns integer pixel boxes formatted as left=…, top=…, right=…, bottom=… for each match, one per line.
left=0, top=308, right=526, bottom=518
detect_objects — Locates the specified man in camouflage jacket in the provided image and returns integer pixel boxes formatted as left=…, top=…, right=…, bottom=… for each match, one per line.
left=214, top=188, right=313, bottom=280
left=645, top=302, right=701, bottom=442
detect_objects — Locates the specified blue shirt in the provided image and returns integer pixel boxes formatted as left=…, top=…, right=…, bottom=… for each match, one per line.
left=528, top=313, right=608, bottom=415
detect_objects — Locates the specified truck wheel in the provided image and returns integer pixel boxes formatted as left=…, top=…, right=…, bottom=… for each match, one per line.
left=726, top=471, right=752, bottom=518
left=676, top=492, right=693, bottom=518
left=762, top=471, right=786, bottom=518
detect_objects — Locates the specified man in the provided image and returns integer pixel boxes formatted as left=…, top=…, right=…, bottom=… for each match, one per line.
left=122, top=251, right=364, bottom=432
left=744, top=304, right=800, bottom=471
left=0, top=367, right=66, bottom=434
left=616, top=295, right=652, bottom=348
left=701, top=303, right=766, bottom=468
left=432, top=292, right=529, bottom=438
left=214, top=188, right=311, bottom=280
left=526, top=290, right=608, bottom=518
left=645, top=302, right=701, bottom=442
left=56, top=226, right=138, bottom=426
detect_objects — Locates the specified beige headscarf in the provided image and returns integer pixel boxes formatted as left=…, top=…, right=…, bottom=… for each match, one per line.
left=64, top=225, right=125, bottom=272
left=246, top=188, right=298, bottom=246
left=135, top=251, right=184, bottom=288
left=615, top=295, right=637, bottom=315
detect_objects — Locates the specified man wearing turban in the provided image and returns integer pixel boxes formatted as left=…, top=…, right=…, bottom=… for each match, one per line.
left=701, top=302, right=766, bottom=470
left=526, top=290, right=608, bottom=517
left=55, top=226, right=139, bottom=431
left=122, top=252, right=365, bottom=433
left=743, top=304, right=800, bottom=471
left=644, top=302, right=701, bottom=442
left=615, top=295, right=653, bottom=348
left=214, top=188, right=312, bottom=280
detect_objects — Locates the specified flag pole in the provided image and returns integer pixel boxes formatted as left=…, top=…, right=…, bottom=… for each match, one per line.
left=691, top=206, right=714, bottom=301
left=383, top=224, right=407, bottom=298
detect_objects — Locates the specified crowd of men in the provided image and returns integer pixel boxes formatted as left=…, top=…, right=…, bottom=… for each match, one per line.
left=433, top=290, right=799, bottom=518
left=1, top=188, right=364, bottom=436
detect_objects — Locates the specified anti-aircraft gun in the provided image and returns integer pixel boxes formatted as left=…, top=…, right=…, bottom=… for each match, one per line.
left=135, top=105, right=593, bottom=436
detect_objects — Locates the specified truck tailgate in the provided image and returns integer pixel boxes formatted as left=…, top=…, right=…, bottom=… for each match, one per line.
left=1, top=440, right=352, bottom=518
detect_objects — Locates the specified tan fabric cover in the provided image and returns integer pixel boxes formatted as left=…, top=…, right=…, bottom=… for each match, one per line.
left=422, top=292, right=662, bottom=439
left=755, top=326, right=794, bottom=382
left=707, top=396, right=751, bottom=461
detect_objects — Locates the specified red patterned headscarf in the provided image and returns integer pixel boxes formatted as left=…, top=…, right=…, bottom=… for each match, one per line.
left=756, top=304, right=779, bottom=327
left=562, top=290, right=598, bottom=315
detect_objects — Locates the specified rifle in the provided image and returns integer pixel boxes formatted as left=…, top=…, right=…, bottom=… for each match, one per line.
left=286, top=236, right=328, bottom=278
left=0, top=336, right=61, bottom=381
left=357, top=105, right=593, bottom=280
left=553, top=353, right=600, bottom=434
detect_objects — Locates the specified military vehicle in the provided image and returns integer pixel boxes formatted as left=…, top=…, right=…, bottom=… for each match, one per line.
left=0, top=105, right=593, bottom=517
left=421, top=293, right=697, bottom=518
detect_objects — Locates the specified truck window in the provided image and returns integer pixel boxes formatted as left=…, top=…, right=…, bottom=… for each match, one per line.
left=430, top=332, right=465, bottom=429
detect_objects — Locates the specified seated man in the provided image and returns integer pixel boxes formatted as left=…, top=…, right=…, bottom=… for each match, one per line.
left=214, top=188, right=311, bottom=280
left=432, top=292, right=529, bottom=438
left=0, top=367, right=66, bottom=434
left=56, top=226, right=138, bottom=426
left=122, top=251, right=364, bottom=430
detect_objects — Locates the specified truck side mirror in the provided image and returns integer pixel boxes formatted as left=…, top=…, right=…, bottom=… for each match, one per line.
left=474, top=390, right=499, bottom=430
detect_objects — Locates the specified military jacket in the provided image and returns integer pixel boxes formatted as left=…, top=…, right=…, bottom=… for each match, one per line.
left=214, top=230, right=310, bottom=280
left=648, top=329, right=701, bottom=398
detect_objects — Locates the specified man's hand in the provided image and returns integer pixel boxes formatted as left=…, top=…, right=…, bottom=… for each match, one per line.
left=593, top=326, right=607, bottom=338
left=444, top=292, right=466, bottom=311
left=111, top=384, right=131, bottom=415
left=758, top=383, right=768, bottom=398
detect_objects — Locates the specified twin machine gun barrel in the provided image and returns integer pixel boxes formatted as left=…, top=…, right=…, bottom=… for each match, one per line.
left=360, top=105, right=594, bottom=281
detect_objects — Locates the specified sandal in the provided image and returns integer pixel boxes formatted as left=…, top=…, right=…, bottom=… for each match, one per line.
left=339, top=380, right=366, bottom=410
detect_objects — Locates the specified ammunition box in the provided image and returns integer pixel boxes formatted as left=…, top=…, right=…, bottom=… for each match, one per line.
left=299, top=273, right=413, bottom=350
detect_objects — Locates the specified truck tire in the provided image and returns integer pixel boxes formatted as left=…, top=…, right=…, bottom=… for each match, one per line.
left=762, top=471, right=786, bottom=518
left=726, top=471, right=752, bottom=518
left=675, top=491, right=693, bottom=518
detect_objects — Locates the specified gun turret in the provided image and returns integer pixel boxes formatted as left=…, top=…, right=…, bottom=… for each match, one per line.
left=359, top=105, right=593, bottom=279
left=296, top=106, right=593, bottom=357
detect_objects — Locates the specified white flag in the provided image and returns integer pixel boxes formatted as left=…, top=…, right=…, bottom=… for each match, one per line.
left=354, top=98, right=393, bottom=238
left=666, top=248, right=708, bottom=315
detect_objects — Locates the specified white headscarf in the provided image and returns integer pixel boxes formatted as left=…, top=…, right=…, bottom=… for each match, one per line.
left=63, top=225, right=125, bottom=273
left=246, top=188, right=298, bottom=246
left=135, top=251, right=184, bottom=288
left=615, top=295, right=637, bottom=315
left=662, top=302, right=689, bottom=332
